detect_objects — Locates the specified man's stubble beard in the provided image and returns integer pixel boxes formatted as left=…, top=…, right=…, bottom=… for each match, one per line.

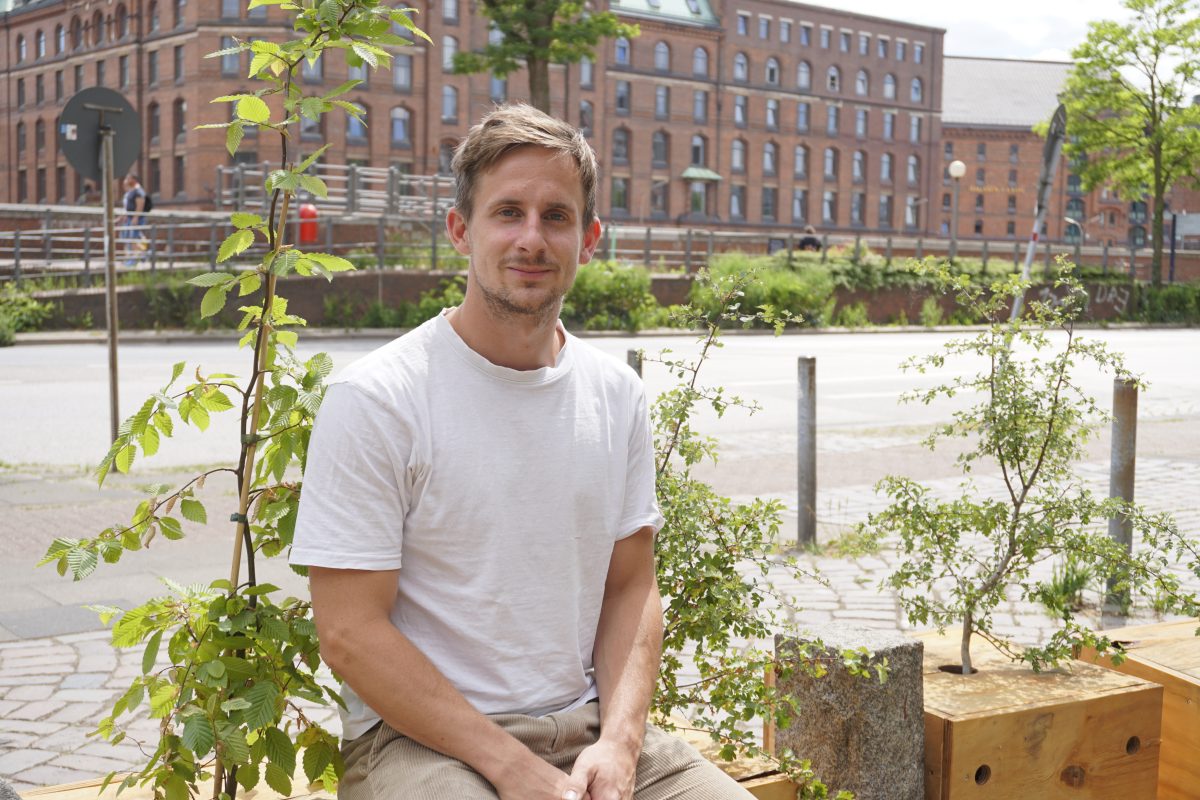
left=473, top=257, right=566, bottom=327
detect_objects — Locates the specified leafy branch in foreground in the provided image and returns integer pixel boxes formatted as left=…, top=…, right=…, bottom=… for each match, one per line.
left=39, top=1, right=428, bottom=798
left=862, top=259, right=1200, bottom=675
left=649, top=267, right=863, bottom=800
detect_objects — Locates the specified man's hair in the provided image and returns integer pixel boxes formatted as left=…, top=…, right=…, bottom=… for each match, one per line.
left=126, top=174, right=140, bottom=183
left=451, top=104, right=598, bottom=229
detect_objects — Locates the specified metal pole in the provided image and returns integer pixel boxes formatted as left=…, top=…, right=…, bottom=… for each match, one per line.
left=376, top=216, right=385, bottom=269
left=885, top=236, right=893, bottom=266
left=167, top=221, right=176, bottom=269
left=325, top=214, right=334, bottom=253
left=1102, top=242, right=1109, bottom=274
left=643, top=226, right=651, bottom=268
left=797, top=356, right=817, bottom=549
left=83, top=227, right=92, bottom=286
left=706, top=230, right=714, bottom=263
left=209, top=224, right=218, bottom=268
left=12, top=230, right=21, bottom=285
left=101, top=126, right=120, bottom=444
left=626, top=348, right=642, bottom=377
left=853, top=234, right=862, bottom=264
left=1043, top=238, right=1052, bottom=272
left=684, top=228, right=692, bottom=271
left=916, top=238, right=923, bottom=259
left=950, top=177, right=961, bottom=262
left=1107, top=378, right=1138, bottom=611
left=1168, top=213, right=1177, bottom=283
left=149, top=223, right=157, bottom=273
left=787, top=234, right=794, bottom=268
left=1013, top=241, right=1020, bottom=267
left=820, top=234, right=828, bottom=263
left=43, top=209, right=52, bottom=265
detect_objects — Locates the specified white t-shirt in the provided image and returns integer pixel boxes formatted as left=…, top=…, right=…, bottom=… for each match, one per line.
left=290, top=311, right=664, bottom=740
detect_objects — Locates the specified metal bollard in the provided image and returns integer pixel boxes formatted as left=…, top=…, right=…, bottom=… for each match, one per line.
left=797, top=356, right=817, bottom=548
left=627, top=349, right=643, bottom=378
left=643, top=226, right=651, bottom=268
left=1107, top=378, right=1137, bottom=612
left=885, top=236, right=893, bottom=266
left=684, top=228, right=693, bottom=272
left=149, top=223, right=157, bottom=273
left=915, top=238, right=923, bottom=259
left=13, top=230, right=21, bottom=285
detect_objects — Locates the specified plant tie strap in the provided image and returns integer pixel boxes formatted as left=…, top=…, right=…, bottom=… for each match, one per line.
left=230, top=512, right=249, bottom=524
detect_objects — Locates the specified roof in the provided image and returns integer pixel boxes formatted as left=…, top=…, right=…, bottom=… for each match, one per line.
left=942, top=56, right=1072, bottom=129
left=611, top=0, right=719, bottom=27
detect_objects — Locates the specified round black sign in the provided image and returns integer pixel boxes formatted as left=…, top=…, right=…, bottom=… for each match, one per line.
left=58, top=87, right=141, bottom=182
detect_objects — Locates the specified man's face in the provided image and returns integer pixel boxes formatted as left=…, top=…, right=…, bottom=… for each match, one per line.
left=124, top=177, right=135, bottom=190
left=447, top=145, right=601, bottom=324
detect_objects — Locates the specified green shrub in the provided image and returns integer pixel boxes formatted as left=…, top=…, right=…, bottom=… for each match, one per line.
left=832, top=301, right=870, bottom=328
left=323, top=293, right=367, bottom=330
left=142, top=275, right=206, bottom=330
left=409, top=275, right=466, bottom=326
left=1139, top=283, right=1200, bottom=324
left=561, top=261, right=666, bottom=332
left=360, top=300, right=414, bottom=328
left=692, top=253, right=836, bottom=327
left=0, top=311, right=15, bottom=347
left=0, top=284, right=54, bottom=332
left=919, top=296, right=944, bottom=327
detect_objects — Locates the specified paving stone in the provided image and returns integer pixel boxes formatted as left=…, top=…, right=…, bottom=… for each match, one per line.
left=53, top=688, right=119, bottom=703
left=30, top=726, right=99, bottom=751
left=0, top=663, right=77, bottom=677
left=0, top=699, right=21, bottom=717
left=76, top=741, right=148, bottom=762
left=50, top=751, right=142, bottom=773
left=45, top=701, right=105, bottom=724
left=76, top=653, right=119, bottom=673
left=0, top=674, right=58, bottom=687
left=0, top=652, right=76, bottom=668
left=6, top=763, right=93, bottom=787
left=7, top=699, right=67, bottom=720
left=0, top=747, right=57, bottom=774
left=0, top=718, right=67, bottom=735
left=55, top=631, right=115, bottom=644
left=61, top=672, right=109, bottom=689
left=3, top=684, right=56, bottom=702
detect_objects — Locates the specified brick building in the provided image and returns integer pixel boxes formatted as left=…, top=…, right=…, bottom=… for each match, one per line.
left=2, top=0, right=950, bottom=235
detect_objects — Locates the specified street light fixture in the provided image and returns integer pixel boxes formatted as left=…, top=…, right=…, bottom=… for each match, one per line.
left=948, top=159, right=966, bottom=262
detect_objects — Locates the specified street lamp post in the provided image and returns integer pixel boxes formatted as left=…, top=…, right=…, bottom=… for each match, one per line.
left=948, top=159, right=966, bottom=262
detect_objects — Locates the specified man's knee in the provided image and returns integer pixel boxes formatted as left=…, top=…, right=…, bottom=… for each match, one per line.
left=340, top=722, right=500, bottom=800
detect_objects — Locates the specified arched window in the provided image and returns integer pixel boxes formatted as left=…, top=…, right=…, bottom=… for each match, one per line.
left=347, top=104, right=367, bottom=139
left=765, top=57, right=780, bottom=85
left=1065, top=223, right=1081, bottom=244
left=172, top=98, right=187, bottom=140
left=1130, top=226, right=1146, bottom=247
left=612, top=127, right=630, bottom=162
left=883, top=74, right=896, bottom=100
left=117, top=5, right=129, bottom=38
left=690, top=134, right=707, bottom=166
left=147, top=101, right=160, bottom=141
left=173, top=0, right=186, bottom=28
left=579, top=100, right=593, bottom=136
left=390, top=107, right=411, bottom=145
left=881, top=153, right=893, bottom=182
left=766, top=99, right=779, bottom=129
left=731, top=138, right=746, bottom=172
left=35, top=120, right=45, bottom=152
left=55, top=25, right=65, bottom=54
left=35, top=30, right=46, bottom=59
left=855, top=69, right=868, bottom=96
left=147, top=3, right=159, bottom=32
left=16, top=122, right=25, bottom=156
left=692, top=47, right=708, bottom=77
left=654, top=41, right=670, bottom=72
left=441, top=85, right=458, bottom=120
left=1066, top=198, right=1085, bottom=218
left=763, top=141, right=778, bottom=175
left=797, top=61, right=811, bottom=90
left=826, top=66, right=841, bottom=92
left=442, top=36, right=457, bottom=70
left=579, top=56, right=593, bottom=86
left=907, top=154, right=920, bottom=184
left=823, top=147, right=838, bottom=179
left=652, top=131, right=669, bottom=166
left=794, top=145, right=808, bottom=178
left=70, top=16, right=82, bottom=49
left=92, top=11, right=105, bottom=45
left=853, top=150, right=866, bottom=181
left=16, top=35, right=26, bottom=62
left=911, top=78, right=923, bottom=103
left=614, top=37, right=630, bottom=65
left=733, top=52, right=748, bottom=82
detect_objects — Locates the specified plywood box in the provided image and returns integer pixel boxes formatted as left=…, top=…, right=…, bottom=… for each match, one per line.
left=1080, top=619, right=1200, bottom=800
left=917, top=630, right=1163, bottom=800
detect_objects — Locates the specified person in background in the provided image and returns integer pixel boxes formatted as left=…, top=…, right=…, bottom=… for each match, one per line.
left=119, top=174, right=147, bottom=265
left=797, top=225, right=822, bottom=252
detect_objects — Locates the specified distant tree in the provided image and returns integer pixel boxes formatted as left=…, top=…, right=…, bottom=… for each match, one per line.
left=1057, top=0, right=1200, bottom=286
left=452, top=0, right=638, bottom=113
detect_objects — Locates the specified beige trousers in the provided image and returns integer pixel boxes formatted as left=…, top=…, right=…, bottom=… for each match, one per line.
left=338, top=702, right=755, bottom=799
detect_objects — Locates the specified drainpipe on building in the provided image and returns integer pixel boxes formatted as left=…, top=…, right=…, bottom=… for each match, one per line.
left=713, top=27, right=723, bottom=223
left=4, top=11, right=12, bottom=203
left=135, top=0, right=145, bottom=183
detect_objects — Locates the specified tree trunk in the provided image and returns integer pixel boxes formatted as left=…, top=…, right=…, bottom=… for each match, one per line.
left=527, top=56, right=551, bottom=113
left=1151, top=142, right=1165, bottom=287
left=960, top=612, right=974, bottom=675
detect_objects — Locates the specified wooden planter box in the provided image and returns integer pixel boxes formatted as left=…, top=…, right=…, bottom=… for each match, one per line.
left=917, top=630, right=1163, bottom=799
left=1079, top=619, right=1200, bottom=800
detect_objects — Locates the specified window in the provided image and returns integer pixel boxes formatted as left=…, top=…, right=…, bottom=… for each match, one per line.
left=299, top=113, right=322, bottom=140
left=941, top=193, right=952, bottom=211
left=880, top=153, right=893, bottom=182
left=974, top=194, right=984, bottom=212
left=148, top=101, right=160, bottom=142
left=734, top=95, right=747, bottom=127
left=347, top=106, right=367, bottom=140
left=302, top=55, right=322, bottom=82
left=174, top=0, right=186, bottom=28
left=438, top=142, right=455, bottom=174
left=16, top=35, right=25, bottom=63
left=690, top=182, right=707, bottom=215
left=909, top=116, right=922, bottom=143
left=823, top=147, right=838, bottom=179
left=615, top=37, right=630, bottom=65
left=859, top=33, right=870, bottom=55
left=765, top=57, right=780, bottom=85
left=855, top=108, right=868, bottom=138
left=840, top=31, right=850, bottom=52
left=650, top=181, right=668, bottom=216
left=852, top=150, right=866, bottom=182
left=1007, top=221, right=1016, bottom=236
left=910, top=77, right=923, bottom=103
left=442, top=36, right=457, bottom=71
left=826, top=66, right=840, bottom=92
left=1130, top=226, right=1146, bottom=247
left=883, top=112, right=895, bottom=141
left=148, top=2, right=159, bottom=31
left=655, top=85, right=669, bottom=119
left=762, top=187, right=778, bottom=221
left=693, top=90, right=707, bottom=123
left=781, top=21, right=791, bottom=43
left=1008, top=169, right=1017, bottom=188
left=734, top=52, right=748, bottom=82
left=56, top=166, right=66, bottom=203
left=975, top=167, right=985, bottom=187
left=1008, top=195, right=1018, bottom=214
left=792, top=189, right=808, bottom=223
left=36, top=30, right=46, bottom=59
left=36, top=166, right=47, bottom=202
left=16, top=122, right=25, bottom=157
left=896, top=41, right=907, bottom=61
left=174, top=45, right=184, bottom=82
left=222, top=0, right=239, bottom=17
left=758, top=17, right=770, bottom=39
left=609, top=177, right=629, bottom=214
left=92, top=11, right=104, bottom=45
left=766, top=99, right=779, bottom=129
left=763, top=142, right=778, bottom=175
left=173, top=98, right=187, bottom=141
left=690, top=135, right=706, bottom=166
left=826, top=105, right=839, bottom=135
left=615, top=81, right=630, bottom=114
left=730, top=185, right=745, bottom=219
left=796, top=102, right=810, bottom=132
left=1009, top=144, right=1020, bottom=163
left=737, top=13, right=749, bottom=36
left=800, top=25, right=811, bottom=46
left=797, top=61, right=811, bottom=90
left=96, top=60, right=106, bottom=85
left=878, top=194, right=893, bottom=227
left=612, top=128, right=629, bottom=163
left=944, top=142, right=954, bottom=160
left=693, top=47, right=708, bottom=77
left=974, top=219, right=984, bottom=235
left=1068, top=174, right=1083, bottom=193
left=883, top=73, right=896, bottom=99
left=822, top=191, right=837, bottom=224
left=907, top=155, right=920, bottom=184
left=855, top=70, right=868, bottom=96
left=55, top=25, right=65, bottom=54
left=579, top=57, right=593, bottom=87
left=441, top=85, right=458, bottom=121
left=794, top=145, right=808, bottom=178
left=731, top=139, right=746, bottom=173
left=489, top=75, right=506, bottom=104
left=443, top=0, right=458, bottom=23
left=221, top=37, right=239, bottom=76
left=652, top=131, right=668, bottom=166
left=851, top=192, right=865, bottom=225
left=348, top=60, right=369, bottom=88
left=249, top=1, right=266, bottom=19
left=579, top=101, right=593, bottom=136
left=878, top=38, right=888, bottom=58
left=74, top=64, right=84, bottom=91
left=36, top=75, right=44, bottom=103
left=16, top=79, right=25, bottom=109
left=820, top=28, right=831, bottom=48
left=654, top=41, right=670, bottom=72
left=393, top=54, right=412, bottom=90
left=148, top=51, right=159, bottom=84
left=1130, top=201, right=1147, bottom=223
left=905, top=196, right=920, bottom=228
left=54, top=71, right=63, bottom=101
left=976, top=142, right=987, bottom=161
left=119, top=55, right=130, bottom=88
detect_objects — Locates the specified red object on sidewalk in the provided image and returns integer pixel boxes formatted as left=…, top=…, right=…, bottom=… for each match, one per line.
left=299, top=203, right=319, bottom=244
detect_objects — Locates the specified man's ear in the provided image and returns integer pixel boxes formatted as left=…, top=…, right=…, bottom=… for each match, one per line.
left=446, top=207, right=471, bottom=256
left=579, top=217, right=603, bottom=265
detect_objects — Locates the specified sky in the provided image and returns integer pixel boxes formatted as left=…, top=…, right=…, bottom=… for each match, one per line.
left=809, top=0, right=1135, bottom=62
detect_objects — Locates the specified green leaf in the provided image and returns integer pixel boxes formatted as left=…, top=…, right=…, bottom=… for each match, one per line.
left=226, top=122, right=245, bottom=157
left=141, top=630, right=163, bottom=674
left=350, top=43, right=378, bottom=69
left=239, top=272, right=263, bottom=297
left=180, top=499, right=207, bottom=524
left=298, top=174, right=328, bottom=198
left=236, top=96, right=271, bottom=124
left=323, top=80, right=360, bottom=100
left=248, top=51, right=275, bottom=78
left=182, top=714, right=215, bottom=756
left=302, top=741, right=332, bottom=782
left=201, top=286, right=231, bottom=319
left=164, top=775, right=189, bottom=800
left=264, top=763, right=292, bottom=796
left=264, top=726, right=296, bottom=774
left=231, top=213, right=263, bottom=229
left=159, top=517, right=184, bottom=540
left=221, top=697, right=252, bottom=713
left=218, top=229, right=256, bottom=263
left=303, top=252, right=354, bottom=273
left=242, top=681, right=279, bottom=730
left=275, top=330, right=298, bottom=347
left=297, top=144, right=331, bottom=173
left=187, top=272, right=236, bottom=287
left=216, top=722, right=251, bottom=765
left=170, top=361, right=187, bottom=383
left=140, top=426, right=160, bottom=457
left=114, top=444, right=136, bottom=474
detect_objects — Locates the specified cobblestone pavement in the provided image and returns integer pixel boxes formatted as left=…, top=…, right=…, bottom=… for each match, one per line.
left=2, top=456, right=1197, bottom=790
